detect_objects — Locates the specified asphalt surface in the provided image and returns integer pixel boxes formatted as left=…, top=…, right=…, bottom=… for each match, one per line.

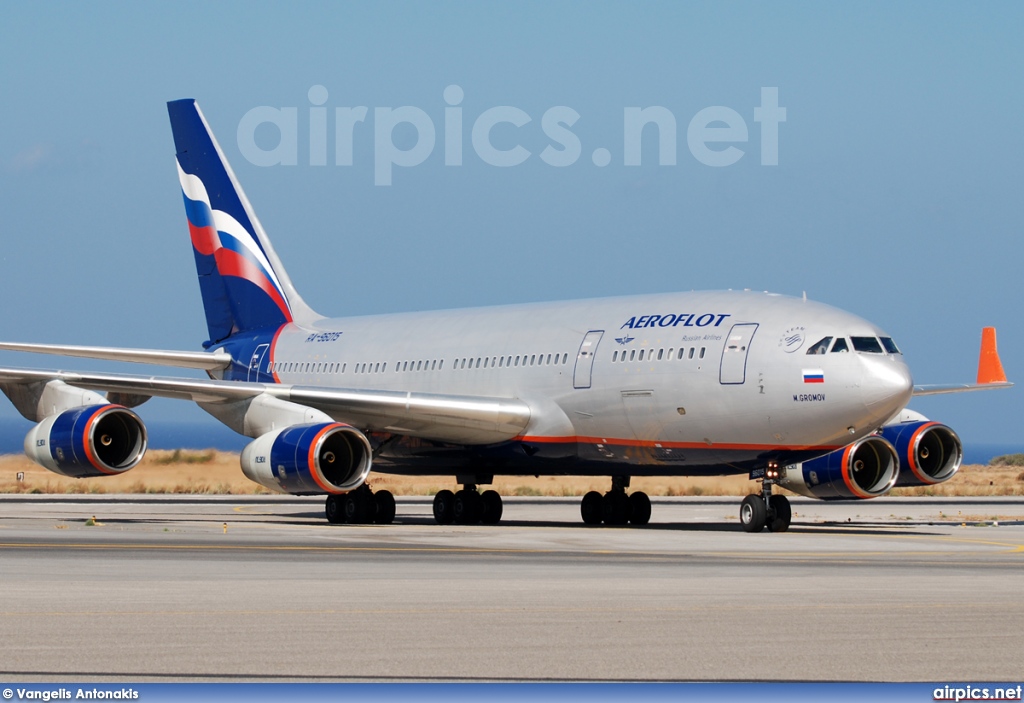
left=0, top=495, right=1022, bottom=682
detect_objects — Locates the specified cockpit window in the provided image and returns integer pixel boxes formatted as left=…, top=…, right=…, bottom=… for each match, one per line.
left=830, top=337, right=849, bottom=353
left=806, top=337, right=832, bottom=355
left=851, top=336, right=884, bottom=353
left=880, top=337, right=901, bottom=354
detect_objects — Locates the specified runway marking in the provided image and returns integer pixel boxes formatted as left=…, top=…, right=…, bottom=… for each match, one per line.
left=0, top=539, right=1020, bottom=564
left=0, top=601, right=1015, bottom=618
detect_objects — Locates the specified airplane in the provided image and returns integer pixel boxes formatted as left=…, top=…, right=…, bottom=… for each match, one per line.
left=0, top=99, right=1012, bottom=533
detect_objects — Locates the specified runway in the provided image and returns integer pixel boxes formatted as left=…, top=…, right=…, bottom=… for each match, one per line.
left=0, top=495, right=1022, bottom=682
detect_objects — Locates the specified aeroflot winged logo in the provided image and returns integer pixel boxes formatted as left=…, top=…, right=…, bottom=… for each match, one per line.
left=176, top=161, right=293, bottom=323
left=620, top=313, right=731, bottom=329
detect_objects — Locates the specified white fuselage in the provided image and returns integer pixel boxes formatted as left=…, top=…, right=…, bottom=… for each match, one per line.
left=224, top=289, right=913, bottom=477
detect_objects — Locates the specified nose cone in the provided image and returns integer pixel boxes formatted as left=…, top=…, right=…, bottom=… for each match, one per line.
left=859, top=355, right=913, bottom=422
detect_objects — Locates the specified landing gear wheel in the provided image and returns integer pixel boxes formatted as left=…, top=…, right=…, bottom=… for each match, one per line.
left=767, top=494, right=791, bottom=533
left=374, top=490, right=396, bottom=525
left=325, top=494, right=345, bottom=524
left=480, top=490, right=503, bottom=524
left=740, top=494, right=767, bottom=533
left=602, top=491, right=631, bottom=526
left=345, top=489, right=376, bottom=524
left=453, top=489, right=483, bottom=524
left=628, top=491, right=651, bottom=526
left=581, top=491, right=603, bottom=525
left=433, top=489, right=455, bottom=525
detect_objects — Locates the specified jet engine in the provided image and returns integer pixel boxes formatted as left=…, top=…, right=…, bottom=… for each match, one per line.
left=881, top=419, right=962, bottom=487
left=780, top=435, right=899, bottom=500
left=24, top=404, right=148, bottom=478
left=240, top=422, right=372, bottom=494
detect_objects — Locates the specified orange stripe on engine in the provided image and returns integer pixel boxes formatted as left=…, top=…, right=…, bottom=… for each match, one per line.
left=906, top=421, right=939, bottom=485
left=307, top=424, right=343, bottom=494
left=82, top=406, right=119, bottom=476
left=839, top=443, right=872, bottom=499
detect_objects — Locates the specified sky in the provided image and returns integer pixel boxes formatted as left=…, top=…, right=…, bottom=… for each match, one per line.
left=0, top=1, right=1022, bottom=447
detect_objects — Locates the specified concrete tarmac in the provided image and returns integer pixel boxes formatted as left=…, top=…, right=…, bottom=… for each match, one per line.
left=0, top=495, right=1022, bottom=682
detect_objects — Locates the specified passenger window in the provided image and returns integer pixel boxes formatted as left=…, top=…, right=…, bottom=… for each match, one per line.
left=699, top=347, right=706, bottom=359
left=629, top=350, right=636, bottom=361
left=806, top=337, right=832, bottom=355
left=851, top=337, right=883, bottom=353
left=830, top=338, right=849, bottom=353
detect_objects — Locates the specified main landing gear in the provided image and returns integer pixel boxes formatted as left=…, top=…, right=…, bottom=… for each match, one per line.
left=580, top=476, right=651, bottom=526
left=325, top=485, right=396, bottom=525
left=433, top=483, right=504, bottom=525
left=738, top=464, right=791, bottom=533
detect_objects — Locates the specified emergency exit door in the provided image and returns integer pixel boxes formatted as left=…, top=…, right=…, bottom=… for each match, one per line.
left=573, top=330, right=604, bottom=389
left=719, top=323, right=758, bottom=384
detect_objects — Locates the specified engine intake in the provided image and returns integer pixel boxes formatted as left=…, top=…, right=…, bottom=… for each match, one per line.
left=781, top=435, right=899, bottom=500
left=240, top=423, right=372, bottom=494
left=881, top=421, right=962, bottom=486
left=24, top=404, right=148, bottom=478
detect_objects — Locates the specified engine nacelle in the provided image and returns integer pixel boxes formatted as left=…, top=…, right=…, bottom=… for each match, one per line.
left=240, top=423, right=372, bottom=495
left=881, top=420, right=962, bottom=487
left=24, top=404, right=148, bottom=478
left=780, top=435, right=899, bottom=500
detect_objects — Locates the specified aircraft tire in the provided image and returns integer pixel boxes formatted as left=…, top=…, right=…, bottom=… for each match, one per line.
left=345, top=490, right=376, bottom=524
left=480, top=490, right=503, bottom=524
left=453, top=489, right=483, bottom=524
left=628, top=491, right=651, bottom=525
left=603, top=490, right=631, bottom=526
left=325, top=494, right=346, bottom=524
left=433, top=490, right=456, bottom=525
left=374, top=490, right=396, bottom=524
left=767, top=494, right=791, bottom=532
left=581, top=491, right=603, bottom=525
left=740, top=494, right=767, bottom=532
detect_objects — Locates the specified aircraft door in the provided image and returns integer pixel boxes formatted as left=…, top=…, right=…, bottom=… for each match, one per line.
left=719, top=323, right=758, bottom=385
left=248, top=343, right=270, bottom=382
left=573, top=330, right=604, bottom=389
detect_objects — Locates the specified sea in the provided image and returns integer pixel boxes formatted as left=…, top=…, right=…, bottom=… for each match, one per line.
left=0, top=418, right=1020, bottom=465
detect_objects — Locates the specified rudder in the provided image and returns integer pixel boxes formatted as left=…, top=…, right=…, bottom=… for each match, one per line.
left=167, top=99, right=319, bottom=346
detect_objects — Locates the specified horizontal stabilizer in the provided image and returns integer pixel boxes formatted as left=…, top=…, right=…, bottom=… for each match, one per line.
left=912, top=327, right=1012, bottom=396
left=0, top=342, right=232, bottom=371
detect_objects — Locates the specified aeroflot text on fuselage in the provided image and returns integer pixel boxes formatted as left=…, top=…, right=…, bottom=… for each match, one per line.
left=620, top=313, right=731, bottom=330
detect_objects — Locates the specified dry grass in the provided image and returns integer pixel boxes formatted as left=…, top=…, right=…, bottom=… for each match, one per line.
left=0, top=450, right=1021, bottom=497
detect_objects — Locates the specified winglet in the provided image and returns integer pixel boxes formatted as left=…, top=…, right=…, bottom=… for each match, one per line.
left=976, top=327, right=1007, bottom=384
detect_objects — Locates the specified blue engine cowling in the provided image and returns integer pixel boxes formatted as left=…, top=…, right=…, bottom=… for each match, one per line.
left=780, top=435, right=899, bottom=500
left=24, top=404, right=148, bottom=478
left=240, top=422, right=373, bottom=494
left=880, top=420, right=962, bottom=487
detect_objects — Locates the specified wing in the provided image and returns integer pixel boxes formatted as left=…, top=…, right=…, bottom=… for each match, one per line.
left=0, top=366, right=531, bottom=445
left=912, top=327, right=1012, bottom=397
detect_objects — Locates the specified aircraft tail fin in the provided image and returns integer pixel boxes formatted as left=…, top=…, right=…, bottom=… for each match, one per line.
left=167, top=99, right=320, bottom=347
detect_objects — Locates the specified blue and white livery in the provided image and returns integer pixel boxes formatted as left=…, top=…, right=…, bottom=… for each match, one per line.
left=0, top=99, right=1011, bottom=532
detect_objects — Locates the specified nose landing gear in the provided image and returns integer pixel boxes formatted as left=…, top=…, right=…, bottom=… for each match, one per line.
left=739, top=463, right=791, bottom=533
